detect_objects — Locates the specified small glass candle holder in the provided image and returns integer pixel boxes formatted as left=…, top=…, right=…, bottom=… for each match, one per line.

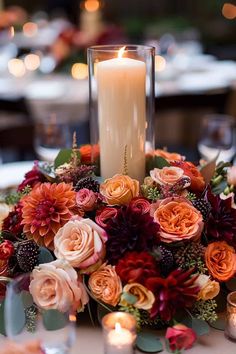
left=225, top=291, right=236, bottom=342
left=102, top=312, right=137, bottom=354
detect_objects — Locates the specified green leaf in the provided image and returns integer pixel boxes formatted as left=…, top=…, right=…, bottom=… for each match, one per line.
left=211, top=180, right=228, bottom=195
left=226, top=278, right=236, bottom=292
left=209, top=312, right=226, bottom=331
left=6, top=291, right=26, bottom=336
left=21, top=291, right=33, bottom=308
left=54, top=149, right=80, bottom=169
left=38, top=247, right=54, bottom=264
left=0, top=300, right=6, bottom=336
left=154, top=156, right=170, bottom=169
left=121, top=292, right=138, bottom=305
left=136, top=332, right=163, bottom=353
left=191, top=318, right=209, bottom=336
left=42, top=309, right=68, bottom=331
left=200, top=152, right=219, bottom=185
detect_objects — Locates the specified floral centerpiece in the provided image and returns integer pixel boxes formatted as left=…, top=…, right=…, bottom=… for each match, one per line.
left=0, top=143, right=236, bottom=353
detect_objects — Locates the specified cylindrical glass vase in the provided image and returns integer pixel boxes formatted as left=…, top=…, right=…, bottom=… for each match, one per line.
left=87, top=45, right=155, bottom=182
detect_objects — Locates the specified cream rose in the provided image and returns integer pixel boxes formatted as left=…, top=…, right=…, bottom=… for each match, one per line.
left=29, top=259, right=88, bottom=312
left=150, top=166, right=186, bottom=186
left=88, top=264, right=122, bottom=306
left=100, top=174, right=139, bottom=205
left=195, top=274, right=220, bottom=301
left=120, top=283, right=155, bottom=310
left=227, top=166, right=236, bottom=186
left=54, top=218, right=107, bottom=272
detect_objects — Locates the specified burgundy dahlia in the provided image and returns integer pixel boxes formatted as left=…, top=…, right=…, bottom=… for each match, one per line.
left=116, top=251, right=159, bottom=285
left=205, top=189, right=236, bottom=248
left=145, top=268, right=199, bottom=322
left=97, top=198, right=159, bottom=264
left=2, top=203, right=23, bottom=237
left=17, top=162, right=46, bottom=191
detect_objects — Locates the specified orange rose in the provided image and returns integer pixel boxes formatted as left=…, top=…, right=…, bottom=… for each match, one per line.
left=154, top=149, right=183, bottom=162
left=171, top=161, right=205, bottom=193
left=88, top=263, right=122, bottom=306
left=205, top=241, right=236, bottom=281
left=153, top=197, right=203, bottom=243
left=100, top=174, right=139, bottom=206
left=79, top=144, right=99, bottom=164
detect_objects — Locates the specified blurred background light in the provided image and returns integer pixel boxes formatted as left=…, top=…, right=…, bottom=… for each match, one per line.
left=7, top=58, right=26, bottom=77
left=71, top=63, right=88, bottom=80
left=24, top=54, right=41, bottom=71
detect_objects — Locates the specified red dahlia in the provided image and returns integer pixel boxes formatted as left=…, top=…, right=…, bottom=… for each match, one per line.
left=17, top=162, right=46, bottom=191
left=2, top=203, right=23, bottom=237
left=116, top=251, right=159, bottom=285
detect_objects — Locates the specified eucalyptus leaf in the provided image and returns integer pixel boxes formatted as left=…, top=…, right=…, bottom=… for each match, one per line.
left=38, top=247, right=54, bottom=264
left=209, top=312, right=226, bottom=331
left=211, top=180, right=228, bottom=195
left=121, top=292, right=138, bottom=305
left=191, top=318, right=209, bottom=336
left=21, top=291, right=34, bottom=308
left=136, top=332, right=163, bottom=353
left=54, top=149, right=80, bottom=169
left=42, top=310, right=67, bottom=331
left=0, top=300, right=6, bottom=336
left=6, top=291, right=26, bottom=336
left=226, top=278, right=236, bottom=292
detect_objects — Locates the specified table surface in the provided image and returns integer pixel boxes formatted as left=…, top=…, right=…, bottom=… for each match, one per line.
left=0, top=324, right=235, bottom=354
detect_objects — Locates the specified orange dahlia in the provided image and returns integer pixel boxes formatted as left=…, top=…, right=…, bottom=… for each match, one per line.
left=21, top=183, right=76, bottom=249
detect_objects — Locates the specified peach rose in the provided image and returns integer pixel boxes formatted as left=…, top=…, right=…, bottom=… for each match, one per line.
left=153, top=197, right=203, bottom=243
left=0, top=340, right=43, bottom=354
left=195, top=274, right=220, bottom=300
left=29, top=259, right=89, bottom=312
left=54, top=218, right=107, bottom=272
left=154, top=149, right=183, bottom=162
left=88, top=263, right=122, bottom=306
left=227, top=166, right=236, bottom=186
left=100, top=174, right=139, bottom=205
left=120, top=283, right=155, bottom=310
left=76, top=188, right=97, bottom=211
left=205, top=241, right=236, bottom=281
left=150, top=166, right=186, bottom=186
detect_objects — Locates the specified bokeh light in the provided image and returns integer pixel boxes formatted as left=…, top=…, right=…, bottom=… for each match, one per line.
left=222, top=3, right=236, bottom=19
left=84, top=0, right=100, bottom=12
left=8, top=58, right=26, bottom=77
left=23, top=22, right=38, bottom=37
left=71, top=63, right=88, bottom=80
left=24, top=54, right=40, bottom=71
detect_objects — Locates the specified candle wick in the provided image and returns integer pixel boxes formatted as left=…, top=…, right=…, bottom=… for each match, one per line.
left=123, top=145, right=128, bottom=176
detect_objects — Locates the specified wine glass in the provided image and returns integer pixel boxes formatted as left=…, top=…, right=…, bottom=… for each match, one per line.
left=4, top=273, right=76, bottom=354
left=34, top=113, right=72, bottom=162
left=198, top=114, right=236, bottom=162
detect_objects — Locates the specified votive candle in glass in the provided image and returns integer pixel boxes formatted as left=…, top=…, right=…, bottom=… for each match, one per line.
left=102, top=312, right=137, bottom=354
left=225, top=291, right=236, bottom=342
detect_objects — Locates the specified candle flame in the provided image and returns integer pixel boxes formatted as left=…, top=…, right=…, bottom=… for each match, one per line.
left=115, top=322, right=122, bottom=333
left=118, top=46, right=126, bottom=59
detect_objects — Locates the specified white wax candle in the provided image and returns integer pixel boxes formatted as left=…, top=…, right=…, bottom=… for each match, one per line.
left=106, top=323, right=134, bottom=354
left=97, top=52, right=146, bottom=182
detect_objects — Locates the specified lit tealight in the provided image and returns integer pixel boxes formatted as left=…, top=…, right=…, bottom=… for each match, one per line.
left=8, top=58, right=26, bottom=77
left=155, top=55, right=166, bottom=72
left=84, top=0, right=100, bottom=12
left=23, top=22, right=38, bottom=37
left=24, top=54, right=40, bottom=71
left=71, top=63, right=88, bottom=80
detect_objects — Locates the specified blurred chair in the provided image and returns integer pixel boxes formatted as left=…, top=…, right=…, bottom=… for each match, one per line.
left=0, top=96, right=35, bottom=162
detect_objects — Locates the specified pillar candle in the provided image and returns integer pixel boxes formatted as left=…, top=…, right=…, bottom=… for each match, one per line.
left=97, top=50, right=146, bottom=182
